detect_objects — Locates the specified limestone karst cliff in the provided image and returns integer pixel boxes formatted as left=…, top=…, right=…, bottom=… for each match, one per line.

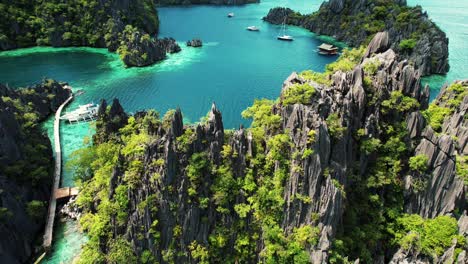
left=0, top=80, right=71, bottom=263
left=263, top=0, right=449, bottom=76
left=74, top=32, right=466, bottom=263
left=0, top=0, right=181, bottom=67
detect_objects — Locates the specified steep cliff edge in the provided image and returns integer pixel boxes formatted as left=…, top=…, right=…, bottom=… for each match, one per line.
left=263, top=0, right=449, bottom=76
left=74, top=32, right=466, bottom=263
left=0, top=0, right=180, bottom=67
left=0, top=80, right=71, bottom=263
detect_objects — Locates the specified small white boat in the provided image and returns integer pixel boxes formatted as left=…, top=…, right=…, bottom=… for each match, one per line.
left=60, top=103, right=99, bottom=123
left=247, top=26, right=260, bottom=31
left=277, top=17, right=293, bottom=41
left=277, top=35, right=294, bottom=41
left=228, top=12, right=234, bottom=17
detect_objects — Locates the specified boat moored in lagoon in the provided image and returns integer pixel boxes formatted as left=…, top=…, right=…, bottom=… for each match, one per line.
left=247, top=26, right=260, bottom=31
left=318, top=43, right=339, bottom=55
left=60, top=103, right=99, bottom=123
left=277, top=35, right=293, bottom=41
left=228, top=12, right=234, bottom=17
left=277, top=17, right=293, bottom=41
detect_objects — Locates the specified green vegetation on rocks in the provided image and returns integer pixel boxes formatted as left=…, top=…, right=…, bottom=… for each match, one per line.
left=391, top=214, right=465, bottom=257
left=0, top=0, right=163, bottom=66
left=263, top=0, right=449, bottom=75
left=71, top=36, right=467, bottom=263
left=0, top=80, right=71, bottom=263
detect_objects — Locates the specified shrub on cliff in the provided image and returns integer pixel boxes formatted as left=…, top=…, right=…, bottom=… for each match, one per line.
left=391, top=214, right=464, bottom=257
left=282, top=83, right=316, bottom=105
left=399, top=38, right=417, bottom=52
left=409, top=155, right=429, bottom=173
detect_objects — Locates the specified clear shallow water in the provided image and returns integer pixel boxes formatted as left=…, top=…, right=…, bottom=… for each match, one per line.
left=40, top=219, right=89, bottom=264
left=407, top=0, right=468, bottom=97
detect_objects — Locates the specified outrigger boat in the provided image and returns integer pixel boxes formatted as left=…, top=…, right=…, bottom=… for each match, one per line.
left=60, top=103, right=99, bottom=123
left=247, top=26, right=260, bottom=31
left=318, top=43, right=339, bottom=55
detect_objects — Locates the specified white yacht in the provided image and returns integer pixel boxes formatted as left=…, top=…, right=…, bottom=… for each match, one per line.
left=247, top=26, right=260, bottom=31
left=277, top=17, right=293, bottom=41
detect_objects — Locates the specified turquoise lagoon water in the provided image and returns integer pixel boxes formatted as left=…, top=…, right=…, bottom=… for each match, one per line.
left=407, top=0, right=468, bottom=94
left=0, top=0, right=464, bottom=262
left=0, top=1, right=332, bottom=263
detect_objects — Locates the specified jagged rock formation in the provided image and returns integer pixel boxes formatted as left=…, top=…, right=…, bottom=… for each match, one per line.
left=404, top=80, right=468, bottom=219
left=186, top=39, right=203, bottom=47
left=117, top=27, right=165, bottom=67
left=155, top=0, right=258, bottom=5
left=59, top=196, right=81, bottom=220
left=0, top=0, right=158, bottom=50
left=0, top=1, right=182, bottom=67
left=159, top=38, right=182, bottom=54
left=77, top=32, right=466, bottom=263
left=0, top=80, right=71, bottom=264
left=263, top=0, right=449, bottom=76
left=262, top=7, right=295, bottom=25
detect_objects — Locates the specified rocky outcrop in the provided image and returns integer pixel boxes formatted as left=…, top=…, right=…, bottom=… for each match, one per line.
left=59, top=196, right=81, bottom=220
left=78, top=32, right=466, bottom=262
left=364, top=31, right=390, bottom=58
left=94, top=99, right=128, bottom=144
left=186, top=39, right=203, bottom=47
left=0, top=80, right=71, bottom=264
left=158, top=38, right=182, bottom=54
left=0, top=1, right=177, bottom=67
left=404, top=80, right=467, bottom=219
left=0, top=0, right=159, bottom=51
left=262, top=7, right=294, bottom=25
left=404, top=127, right=465, bottom=218
left=155, top=0, right=259, bottom=6
left=118, top=27, right=167, bottom=67
left=263, top=0, right=449, bottom=75
left=0, top=80, right=71, bottom=167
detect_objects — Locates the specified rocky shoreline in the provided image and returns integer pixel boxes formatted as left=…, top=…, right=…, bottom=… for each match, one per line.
left=263, top=0, right=449, bottom=76
left=0, top=0, right=177, bottom=68
left=0, top=80, right=72, bottom=264
left=59, top=196, right=81, bottom=220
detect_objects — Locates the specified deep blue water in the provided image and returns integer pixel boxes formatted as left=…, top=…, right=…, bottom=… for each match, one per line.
left=407, top=0, right=468, bottom=95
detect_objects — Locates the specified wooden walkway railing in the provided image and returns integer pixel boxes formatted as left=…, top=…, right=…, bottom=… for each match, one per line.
left=43, top=95, right=73, bottom=249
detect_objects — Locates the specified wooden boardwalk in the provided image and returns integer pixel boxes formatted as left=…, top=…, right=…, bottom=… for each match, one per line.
left=43, top=95, right=73, bottom=249
left=55, top=187, right=79, bottom=200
